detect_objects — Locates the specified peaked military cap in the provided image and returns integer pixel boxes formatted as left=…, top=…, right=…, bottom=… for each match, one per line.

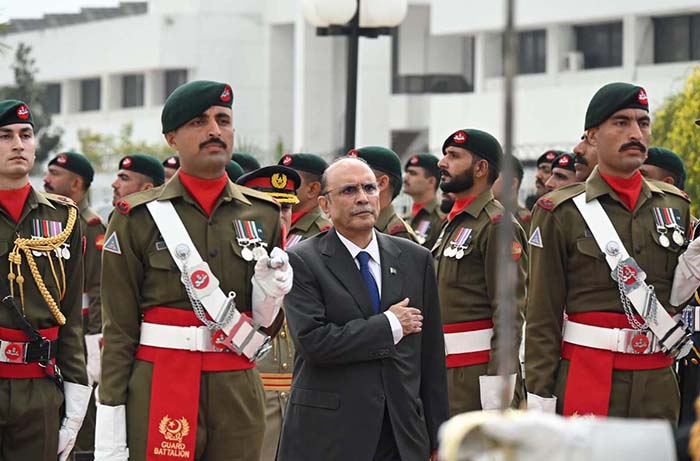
left=118, top=154, right=165, bottom=186
left=0, top=99, right=33, bottom=127
left=225, top=160, right=245, bottom=182
left=585, top=82, right=649, bottom=130
left=279, top=153, right=328, bottom=176
left=48, top=152, right=95, bottom=186
left=161, top=80, right=233, bottom=133
left=237, top=165, right=300, bottom=204
left=441, top=129, right=503, bottom=172
left=231, top=152, right=261, bottom=172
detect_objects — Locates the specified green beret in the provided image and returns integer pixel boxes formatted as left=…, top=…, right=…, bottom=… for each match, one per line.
left=236, top=165, right=300, bottom=204
left=161, top=80, right=233, bottom=133
left=645, top=146, right=686, bottom=186
left=441, top=129, right=502, bottom=172
left=0, top=99, right=33, bottom=127
left=162, top=155, right=180, bottom=169
left=405, top=153, right=440, bottom=179
left=48, top=152, right=95, bottom=185
left=348, top=146, right=403, bottom=198
left=537, top=150, right=558, bottom=166
left=551, top=152, right=575, bottom=173
left=231, top=152, right=261, bottom=173
left=585, top=82, right=648, bottom=130
left=118, top=154, right=165, bottom=186
left=225, top=160, right=245, bottom=182
left=279, top=153, right=328, bottom=176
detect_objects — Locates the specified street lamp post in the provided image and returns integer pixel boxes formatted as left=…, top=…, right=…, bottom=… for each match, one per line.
left=302, top=0, right=408, bottom=154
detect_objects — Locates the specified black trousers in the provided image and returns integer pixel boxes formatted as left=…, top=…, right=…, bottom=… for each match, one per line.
left=373, top=406, right=400, bottom=461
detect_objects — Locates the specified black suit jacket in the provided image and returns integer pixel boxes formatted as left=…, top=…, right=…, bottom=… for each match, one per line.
left=278, top=229, right=449, bottom=461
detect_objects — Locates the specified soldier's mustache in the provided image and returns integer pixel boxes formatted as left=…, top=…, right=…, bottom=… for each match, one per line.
left=619, top=141, right=646, bottom=153
left=574, top=156, right=588, bottom=166
left=440, top=169, right=451, bottom=178
left=200, top=138, right=227, bottom=150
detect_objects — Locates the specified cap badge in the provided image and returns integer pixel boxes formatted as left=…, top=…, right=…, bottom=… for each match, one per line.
left=546, top=151, right=556, bottom=161
left=122, top=157, right=132, bottom=168
left=220, top=85, right=232, bottom=102
left=637, top=89, right=648, bottom=105
left=167, top=157, right=177, bottom=166
left=56, top=154, right=67, bottom=165
left=410, top=156, right=419, bottom=165
left=347, top=149, right=358, bottom=157
left=558, top=156, right=570, bottom=166
left=16, top=104, right=29, bottom=120
left=282, top=154, right=293, bottom=166
left=453, top=131, right=467, bottom=144
left=271, top=173, right=288, bottom=190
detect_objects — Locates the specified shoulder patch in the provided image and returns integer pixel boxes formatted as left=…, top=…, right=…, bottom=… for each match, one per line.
left=103, top=232, right=121, bottom=255
left=537, top=197, right=554, bottom=210
left=115, top=200, right=130, bottom=215
left=389, top=223, right=407, bottom=235
left=512, top=241, right=523, bottom=261
left=95, top=233, right=105, bottom=251
left=528, top=226, right=543, bottom=248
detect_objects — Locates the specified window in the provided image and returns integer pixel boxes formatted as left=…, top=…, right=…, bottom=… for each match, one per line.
left=122, top=74, right=144, bottom=108
left=80, top=78, right=101, bottom=111
left=574, top=22, right=623, bottom=69
left=517, top=30, right=546, bottom=74
left=165, top=69, right=188, bottom=100
left=653, top=14, right=700, bottom=63
left=45, top=83, right=61, bottom=114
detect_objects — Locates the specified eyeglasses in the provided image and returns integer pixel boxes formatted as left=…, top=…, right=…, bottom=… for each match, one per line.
left=322, top=182, right=379, bottom=197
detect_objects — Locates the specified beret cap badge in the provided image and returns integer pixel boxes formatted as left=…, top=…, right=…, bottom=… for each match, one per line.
left=16, top=104, right=29, bottom=120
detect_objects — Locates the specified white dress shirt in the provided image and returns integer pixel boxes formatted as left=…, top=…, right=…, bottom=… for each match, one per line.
left=336, top=230, right=404, bottom=344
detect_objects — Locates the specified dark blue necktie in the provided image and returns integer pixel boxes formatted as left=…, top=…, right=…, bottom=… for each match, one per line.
left=357, top=251, right=380, bottom=314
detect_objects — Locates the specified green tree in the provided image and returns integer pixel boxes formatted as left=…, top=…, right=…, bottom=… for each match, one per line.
left=78, top=123, right=174, bottom=172
left=652, top=66, right=700, bottom=215
left=0, top=42, right=62, bottom=163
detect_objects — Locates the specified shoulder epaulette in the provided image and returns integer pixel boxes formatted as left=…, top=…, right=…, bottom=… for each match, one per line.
left=44, top=193, right=78, bottom=208
left=536, top=183, right=585, bottom=211
left=648, top=179, right=691, bottom=202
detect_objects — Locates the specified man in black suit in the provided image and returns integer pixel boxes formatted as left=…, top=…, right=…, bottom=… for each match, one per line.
left=278, top=157, right=449, bottom=461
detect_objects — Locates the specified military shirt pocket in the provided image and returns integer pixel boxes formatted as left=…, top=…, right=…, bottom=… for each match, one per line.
left=575, top=237, right=605, bottom=260
left=148, top=250, right=178, bottom=271
left=647, top=229, right=681, bottom=277
left=445, top=243, right=478, bottom=286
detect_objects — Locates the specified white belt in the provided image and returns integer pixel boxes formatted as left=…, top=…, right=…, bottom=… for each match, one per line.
left=563, top=320, right=662, bottom=355
left=140, top=322, right=222, bottom=353
left=444, top=328, right=493, bottom=355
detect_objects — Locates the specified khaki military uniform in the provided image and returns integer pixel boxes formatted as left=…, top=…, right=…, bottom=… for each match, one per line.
left=410, top=196, right=444, bottom=250
left=74, top=198, right=105, bottom=456
left=525, top=168, right=690, bottom=423
left=433, top=189, right=528, bottom=415
left=286, top=205, right=331, bottom=248
left=0, top=189, right=86, bottom=461
left=376, top=203, right=420, bottom=243
left=515, top=204, right=532, bottom=236
left=257, top=206, right=329, bottom=460
left=100, top=177, right=283, bottom=461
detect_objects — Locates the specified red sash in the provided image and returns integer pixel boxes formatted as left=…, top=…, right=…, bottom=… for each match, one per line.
left=0, top=326, right=59, bottom=378
left=561, top=312, right=673, bottom=416
left=136, top=307, right=255, bottom=461
left=443, top=320, right=492, bottom=368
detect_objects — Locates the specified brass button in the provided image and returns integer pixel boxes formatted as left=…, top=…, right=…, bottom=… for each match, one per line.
left=282, top=362, right=289, bottom=371
left=280, top=330, right=287, bottom=338
left=280, top=391, right=288, bottom=399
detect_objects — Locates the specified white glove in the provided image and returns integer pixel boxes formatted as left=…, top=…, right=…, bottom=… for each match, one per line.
left=85, top=333, right=103, bottom=385
left=57, top=382, right=93, bottom=461
left=94, top=402, right=129, bottom=461
left=479, top=374, right=516, bottom=410
left=252, top=247, right=293, bottom=327
left=671, top=237, right=700, bottom=306
left=478, top=411, right=675, bottom=461
left=526, top=392, right=556, bottom=413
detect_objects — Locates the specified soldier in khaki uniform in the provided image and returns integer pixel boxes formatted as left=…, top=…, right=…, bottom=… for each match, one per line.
left=573, top=133, right=598, bottom=182
left=110, top=154, right=164, bottom=207
left=43, top=151, right=106, bottom=456
left=640, top=146, right=686, bottom=189
left=349, top=146, right=420, bottom=243
left=232, top=152, right=261, bottom=173
left=237, top=165, right=301, bottom=461
left=278, top=153, right=332, bottom=247
left=95, top=81, right=291, bottom=461
left=493, top=157, right=531, bottom=235
left=525, top=83, right=689, bottom=423
left=403, top=153, right=444, bottom=249
left=162, top=155, right=180, bottom=182
left=0, top=100, right=91, bottom=461
left=434, top=129, right=528, bottom=415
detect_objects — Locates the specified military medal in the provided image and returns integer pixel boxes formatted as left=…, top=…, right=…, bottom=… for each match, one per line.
left=252, top=245, right=268, bottom=261
left=286, top=233, right=303, bottom=249
left=241, top=246, right=254, bottom=262
left=60, top=244, right=71, bottom=260
left=671, top=208, right=685, bottom=246
left=452, top=228, right=473, bottom=260
left=32, top=219, right=64, bottom=257
left=455, top=248, right=465, bottom=259
left=652, top=208, right=670, bottom=248
left=234, top=219, right=264, bottom=261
